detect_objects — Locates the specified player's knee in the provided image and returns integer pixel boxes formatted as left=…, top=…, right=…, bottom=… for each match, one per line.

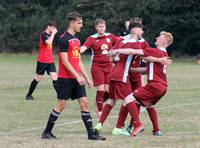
left=96, top=84, right=105, bottom=91
left=35, top=75, right=43, bottom=81
left=56, top=101, right=66, bottom=112
left=125, top=93, right=135, bottom=104
left=80, top=99, right=89, bottom=111
left=106, top=99, right=116, bottom=106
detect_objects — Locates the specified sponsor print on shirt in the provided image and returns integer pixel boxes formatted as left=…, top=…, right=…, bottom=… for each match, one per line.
left=72, top=47, right=80, bottom=58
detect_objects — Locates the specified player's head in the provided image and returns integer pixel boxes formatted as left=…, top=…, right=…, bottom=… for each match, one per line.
left=47, top=20, right=57, bottom=33
left=129, top=20, right=144, bottom=37
left=155, top=31, right=173, bottom=48
left=95, top=18, right=106, bottom=35
left=67, top=11, right=83, bottom=33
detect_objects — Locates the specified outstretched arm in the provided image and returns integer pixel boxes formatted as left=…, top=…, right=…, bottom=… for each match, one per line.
left=143, top=56, right=172, bottom=65
left=80, top=46, right=88, bottom=53
left=130, top=67, right=147, bottom=74
left=108, top=48, right=144, bottom=56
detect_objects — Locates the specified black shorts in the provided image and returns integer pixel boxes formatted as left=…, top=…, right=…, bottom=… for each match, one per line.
left=36, top=62, right=56, bottom=75
left=57, top=78, right=87, bottom=100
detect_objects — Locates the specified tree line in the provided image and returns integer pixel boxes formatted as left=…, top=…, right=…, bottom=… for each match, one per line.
left=0, top=0, right=199, bottom=56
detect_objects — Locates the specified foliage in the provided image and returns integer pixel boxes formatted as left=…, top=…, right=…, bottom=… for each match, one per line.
left=0, top=0, right=199, bottom=55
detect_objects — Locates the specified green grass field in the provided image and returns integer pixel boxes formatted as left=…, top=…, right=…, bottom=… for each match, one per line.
left=0, top=54, right=200, bottom=148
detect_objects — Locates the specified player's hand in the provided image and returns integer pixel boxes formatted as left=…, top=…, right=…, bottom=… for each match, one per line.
left=86, top=78, right=93, bottom=88
left=108, top=50, right=117, bottom=56
left=160, top=57, right=172, bottom=65
left=52, top=28, right=58, bottom=35
left=76, top=75, right=86, bottom=86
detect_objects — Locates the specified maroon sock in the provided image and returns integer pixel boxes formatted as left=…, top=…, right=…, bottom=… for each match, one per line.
left=126, top=101, right=141, bottom=127
left=99, top=104, right=113, bottom=124
left=147, top=107, right=159, bottom=132
left=103, top=92, right=109, bottom=102
left=116, top=105, right=128, bottom=128
left=96, top=91, right=104, bottom=112
left=130, top=104, right=141, bottom=126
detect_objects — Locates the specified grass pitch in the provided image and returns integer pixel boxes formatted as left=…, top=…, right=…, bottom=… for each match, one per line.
left=0, top=54, right=199, bottom=148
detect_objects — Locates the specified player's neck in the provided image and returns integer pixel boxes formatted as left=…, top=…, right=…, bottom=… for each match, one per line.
left=67, top=28, right=76, bottom=36
left=157, top=43, right=168, bottom=49
left=97, top=32, right=105, bottom=37
left=130, top=34, right=139, bottom=40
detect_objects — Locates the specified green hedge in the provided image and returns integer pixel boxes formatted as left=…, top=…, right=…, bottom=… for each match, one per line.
left=0, top=0, right=199, bottom=56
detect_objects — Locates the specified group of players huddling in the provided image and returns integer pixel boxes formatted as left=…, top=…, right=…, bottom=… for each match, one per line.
left=25, top=11, right=173, bottom=140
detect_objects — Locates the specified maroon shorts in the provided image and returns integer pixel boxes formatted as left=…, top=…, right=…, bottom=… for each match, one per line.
left=129, top=73, right=142, bottom=91
left=109, top=80, right=132, bottom=100
left=134, top=82, right=167, bottom=106
left=91, top=67, right=111, bottom=86
left=130, top=78, right=142, bottom=91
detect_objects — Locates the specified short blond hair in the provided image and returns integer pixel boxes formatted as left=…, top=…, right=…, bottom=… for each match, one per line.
left=160, top=31, right=173, bottom=46
left=95, top=18, right=106, bottom=26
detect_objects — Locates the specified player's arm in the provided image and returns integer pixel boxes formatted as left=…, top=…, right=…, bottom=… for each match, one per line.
left=80, top=37, right=92, bottom=53
left=143, top=56, right=172, bottom=65
left=43, top=28, right=57, bottom=45
left=80, top=46, right=88, bottom=53
left=108, top=48, right=144, bottom=56
left=79, top=56, right=93, bottom=88
left=130, top=67, right=147, bottom=74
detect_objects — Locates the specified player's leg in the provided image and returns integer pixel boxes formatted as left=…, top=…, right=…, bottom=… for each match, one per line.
left=146, top=106, right=161, bottom=136
left=112, top=101, right=130, bottom=136
left=42, top=78, right=71, bottom=139
left=94, top=98, right=116, bottom=133
left=48, top=63, right=59, bottom=93
left=26, top=74, right=43, bottom=100
left=26, top=62, right=45, bottom=100
left=77, top=89, right=106, bottom=140
left=91, top=68, right=106, bottom=118
left=95, top=84, right=106, bottom=118
left=42, top=99, right=67, bottom=139
left=104, top=70, right=111, bottom=102
left=124, top=93, right=144, bottom=137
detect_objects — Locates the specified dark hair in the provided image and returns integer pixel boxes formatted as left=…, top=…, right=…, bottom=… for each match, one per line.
left=95, top=18, right=106, bottom=26
left=129, top=21, right=143, bottom=30
left=47, top=20, right=57, bottom=27
left=130, top=17, right=143, bottom=24
left=67, top=11, right=82, bottom=21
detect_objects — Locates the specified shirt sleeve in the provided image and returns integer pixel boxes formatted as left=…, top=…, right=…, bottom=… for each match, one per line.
left=41, top=32, right=49, bottom=44
left=142, top=41, right=149, bottom=49
left=111, top=34, right=121, bottom=45
left=143, top=48, right=163, bottom=58
left=58, top=38, right=69, bottom=53
left=82, top=37, right=93, bottom=48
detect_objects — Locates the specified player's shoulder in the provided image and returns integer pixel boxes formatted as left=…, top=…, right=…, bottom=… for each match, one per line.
left=90, top=33, right=99, bottom=38
left=90, top=33, right=112, bottom=38
left=40, top=31, right=50, bottom=37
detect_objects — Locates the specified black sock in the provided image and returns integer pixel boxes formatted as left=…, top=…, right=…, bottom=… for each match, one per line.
left=44, top=109, right=60, bottom=133
left=27, top=79, right=38, bottom=97
left=81, top=111, right=94, bottom=137
left=53, top=80, right=59, bottom=93
left=103, top=92, right=109, bottom=102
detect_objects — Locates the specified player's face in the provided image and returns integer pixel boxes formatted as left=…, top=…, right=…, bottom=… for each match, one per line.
left=96, top=23, right=106, bottom=35
left=131, top=27, right=143, bottom=37
left=155, top=34, right=167, bottom=46
left=71, top=18, right=83, bottom=33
